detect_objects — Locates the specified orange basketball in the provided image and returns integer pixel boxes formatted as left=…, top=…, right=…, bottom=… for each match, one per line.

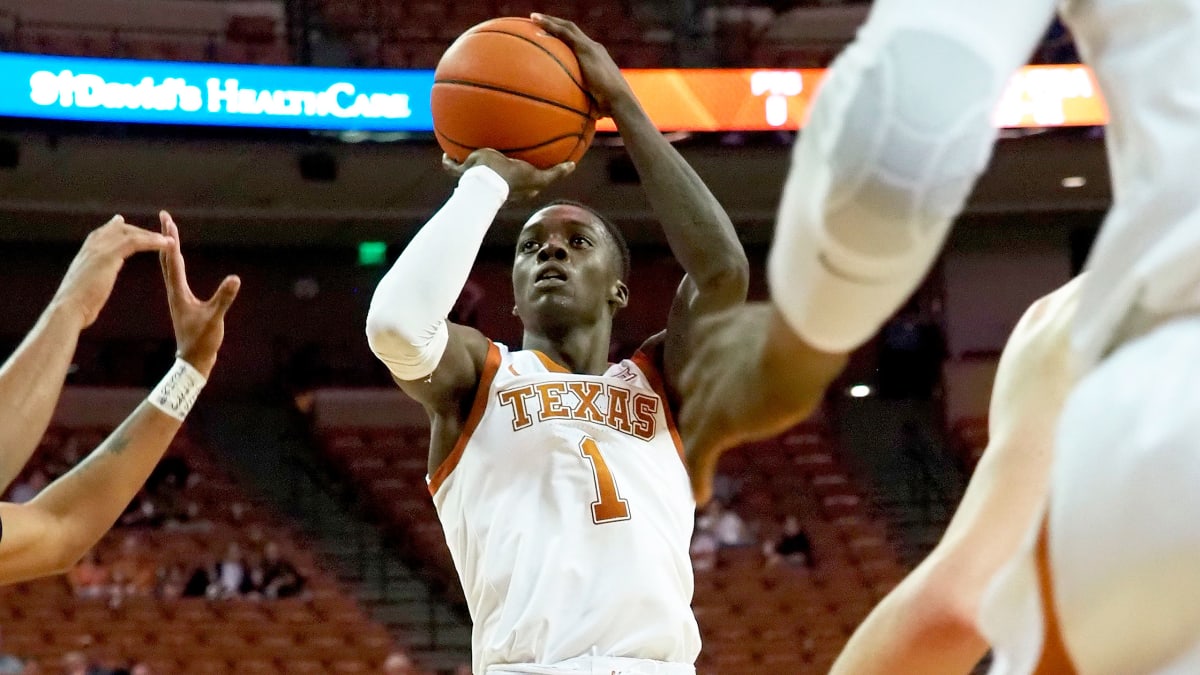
left=432, top=17, right=597, bottom=169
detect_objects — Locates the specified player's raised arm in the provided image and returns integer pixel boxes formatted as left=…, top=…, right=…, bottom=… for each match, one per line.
left=767, top=0, right=1057, bottom=356
left=0, top=217, right=171, bottom=493
left=365, top=150, right=574, bottom=416
left=676, top=303, right=848, bottom=503
left=532, top=13, right=749, bottom=317
left=0, top=212, right=239, bottom=585
left=829, top=276, right=1083, bottom=675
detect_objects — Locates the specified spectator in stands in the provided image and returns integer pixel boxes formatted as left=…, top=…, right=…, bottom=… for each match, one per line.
left=7, top=470, right=46, bottom=504
left=382, top=652, right=418, bottom=675
left=689, top=527, right=719, bottom=572
left=118, top=496, right=165, bottom=529
left=261, top=541, right=306, bottom=599
left=239, top=550, right=267, bottom=598
left=183, top=553, right=219, bottom=598
left=156, top=562, right=188, bottom=600
left=108, top=535, right=156, bottom=598
left=0, top=213, right=239, bottom=587
left=60, top=651, right=99, bottom=675
left=216, top=542, right=246, bottom=599
left=67, top=550, right=110, bottom=599
left=763, top=515, right=814, bottom=568
left=700, top=501, right=754, bottom=548
left=0, top=628, right=24, bottom=674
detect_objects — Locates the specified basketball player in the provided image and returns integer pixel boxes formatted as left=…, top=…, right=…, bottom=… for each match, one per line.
left=745, top=0, right=1200, bottom=670
left=0, top=212, right=238, bottom=585
left=365, top=16, right=767, bottom=673
left=829, top=276, right=1083, bottom=675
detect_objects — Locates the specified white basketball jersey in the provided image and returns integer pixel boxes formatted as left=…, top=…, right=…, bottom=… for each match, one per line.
left=1063, top=0, right=1200, bottom=366
left=428, top=341, right=701, bottom=674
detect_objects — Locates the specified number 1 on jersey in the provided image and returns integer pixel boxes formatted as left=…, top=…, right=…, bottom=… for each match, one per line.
left=579, top=436, right=631, bottom=524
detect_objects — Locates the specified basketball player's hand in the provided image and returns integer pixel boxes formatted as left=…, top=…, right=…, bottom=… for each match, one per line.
left=443, top=149, right=575, bottom=202
left=531, top=13, right=633, bottom=117
left=158, top=211, right=240, bottom=379
left=51, top=215, right=174, bottom=329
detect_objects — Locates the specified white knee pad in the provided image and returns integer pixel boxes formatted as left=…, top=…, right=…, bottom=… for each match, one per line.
left=769, top=28, right=1004, bottom=353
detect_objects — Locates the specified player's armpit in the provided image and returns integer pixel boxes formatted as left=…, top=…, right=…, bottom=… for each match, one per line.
left=389, top=323, right=492, bottom=478
left=675, top=302, right=848, bottom=503
left=0, top=502, right=73, bottom=586
left=389, top=323, right=491, bottom=415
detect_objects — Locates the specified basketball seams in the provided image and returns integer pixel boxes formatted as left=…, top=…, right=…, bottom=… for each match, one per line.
left=435, top=128, right=588, bottom=155
left=431, top=18, right=597, bottom=167
left=433, top=79, right=592, bottom=119
left=467, top=28, right=594, bottom=106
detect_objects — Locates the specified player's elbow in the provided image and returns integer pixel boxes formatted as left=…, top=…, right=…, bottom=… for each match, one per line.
left=365, top=308, right=423, bottom=359
left=41, top=518, right=90, bottom=577
left=697, top=253, right=751, bottom=309
left=365, top=315, right=448, bottom=382
left=902, top=556, right=987, bottom=646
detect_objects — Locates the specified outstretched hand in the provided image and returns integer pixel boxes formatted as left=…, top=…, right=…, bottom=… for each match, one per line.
left=53, top=215, right=174, bottom=328
left=531, top=13, right=634, bottom=118
left=158, top=211, right=240, bottom=378
left=442, top=149, right=575, bottom=202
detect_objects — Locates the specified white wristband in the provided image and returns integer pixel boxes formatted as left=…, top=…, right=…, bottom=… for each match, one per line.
left=149, top=358, right=207, bottom=421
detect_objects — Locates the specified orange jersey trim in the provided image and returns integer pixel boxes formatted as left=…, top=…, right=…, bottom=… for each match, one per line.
left=428, top=341, right=502, bottom=496
left=631, top=348, right=688, bottom=469
left=532, top=350, right=571, bottom=374
left=1032, top=518, right=1078, bottom=675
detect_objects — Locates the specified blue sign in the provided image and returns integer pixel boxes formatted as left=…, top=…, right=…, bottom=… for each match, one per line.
left=0, top=52, right=437, bottom=131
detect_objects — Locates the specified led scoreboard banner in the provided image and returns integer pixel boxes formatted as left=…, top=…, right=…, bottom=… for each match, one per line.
left=0, top=52, right=1108, bottom=132
left=3, top=53, right=433, bottom=131
left=598, top=65, right=1108, bottom=131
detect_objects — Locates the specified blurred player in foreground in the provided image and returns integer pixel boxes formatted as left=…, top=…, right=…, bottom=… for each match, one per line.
left=830, top=277, right=1083, bottom=675
left=717, top=0, right=1200, bottom=669
left=0, top=212, right=238, bottom=585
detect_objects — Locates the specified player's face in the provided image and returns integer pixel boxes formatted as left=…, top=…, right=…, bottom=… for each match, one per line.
left=512, top=205, right=626, bottom=329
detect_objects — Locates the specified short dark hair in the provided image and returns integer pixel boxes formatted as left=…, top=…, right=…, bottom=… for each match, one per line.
left=535, top=199, right=631, bottom=282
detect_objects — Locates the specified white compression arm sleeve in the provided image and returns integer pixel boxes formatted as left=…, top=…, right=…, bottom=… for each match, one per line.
left=365, top=165, right=509, bottom=380
left=768, top=0, right=1058, bottom=354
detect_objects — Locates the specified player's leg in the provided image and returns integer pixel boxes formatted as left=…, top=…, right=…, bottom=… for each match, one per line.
left=1044, top=315, right=1200, bottom=673
left=768, top=0, right=1059, bottom=354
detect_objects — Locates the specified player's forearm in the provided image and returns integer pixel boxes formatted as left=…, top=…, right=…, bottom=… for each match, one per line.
left=610, top=95, right=748, bottom=306
left=365, top=166, right=507, bottom=379
left=0, top=301, right=85, bottom=491
left=29, top=401, right=181, bottom=568
left=831, top=564, right=987, bottom=675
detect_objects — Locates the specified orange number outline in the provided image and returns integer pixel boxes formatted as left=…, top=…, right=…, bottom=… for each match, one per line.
left=578, top=436, right=631, bottom=524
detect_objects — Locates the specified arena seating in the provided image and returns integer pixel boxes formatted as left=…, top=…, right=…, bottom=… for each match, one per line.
left=314, top=407, right=908, bottom=675
left=0, top=427, right=405, bottom=674
left=0, top=0, right=289, bottom=64
left=319, top=0, right=670, bottom=69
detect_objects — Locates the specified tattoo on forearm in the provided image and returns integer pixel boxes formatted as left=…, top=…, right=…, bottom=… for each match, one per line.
left=103, top=430, right=131, bottom=457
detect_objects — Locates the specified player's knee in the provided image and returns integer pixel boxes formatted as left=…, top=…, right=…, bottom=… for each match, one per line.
left=822, top=30, right=1000, bottom=260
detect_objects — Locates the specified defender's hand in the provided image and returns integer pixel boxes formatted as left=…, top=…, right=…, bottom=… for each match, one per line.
left=531, top=13, right=634, bottom=118
left=52, top=215, right=174, bottom=328
left=443, top=149, right=575, bottom=202
left=158, top=211, right=240, bottom=378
